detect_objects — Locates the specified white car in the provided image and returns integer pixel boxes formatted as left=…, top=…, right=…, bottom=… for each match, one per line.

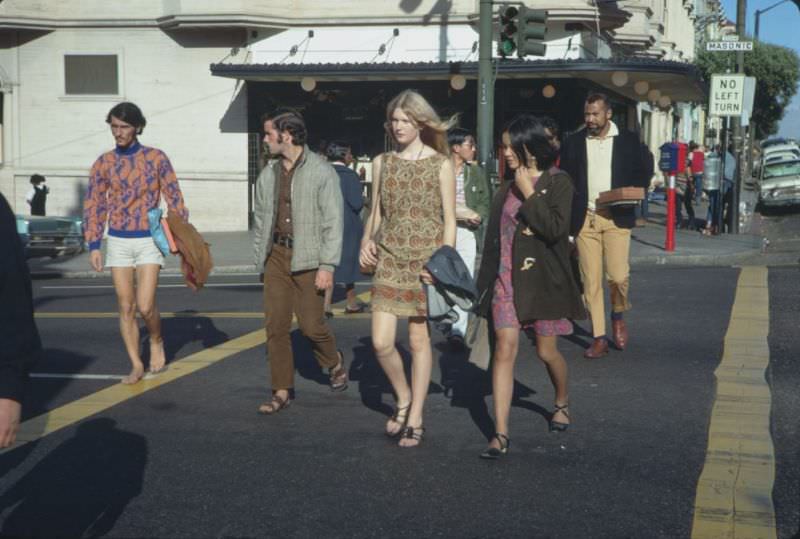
left=759, top=156, right=800, bottom=208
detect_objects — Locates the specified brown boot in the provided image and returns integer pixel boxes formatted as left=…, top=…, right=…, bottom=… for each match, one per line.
left=612, top=319, right=628, bottom=350
left=583, top=337, right=609, bottom=359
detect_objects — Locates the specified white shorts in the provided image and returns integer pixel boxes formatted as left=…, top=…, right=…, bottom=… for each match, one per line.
left=105, top=236, right=165, bottom=268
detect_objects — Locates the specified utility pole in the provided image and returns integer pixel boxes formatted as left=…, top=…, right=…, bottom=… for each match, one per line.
left=730, top=0, right=746, bottom=233
left=477, top=0, right=494, bottom=175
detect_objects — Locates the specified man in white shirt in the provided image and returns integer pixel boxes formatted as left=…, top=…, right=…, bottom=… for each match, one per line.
left=560, top=94, right=650, bottom=359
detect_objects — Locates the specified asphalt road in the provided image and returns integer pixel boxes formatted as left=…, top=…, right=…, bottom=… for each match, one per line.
left=0, top=267, right=797, bottom=538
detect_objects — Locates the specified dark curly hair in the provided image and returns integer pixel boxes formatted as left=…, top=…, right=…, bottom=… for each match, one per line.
left=261, top=108, right=307, bottom=147
left=106, top=102, right=146, bottom=134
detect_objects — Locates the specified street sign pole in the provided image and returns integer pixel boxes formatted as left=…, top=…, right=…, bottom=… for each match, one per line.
left=731, top=0, right=747, bottom=234
left=477, top=0, right=494, bottom=175
left=720, top=118, right=730, bottom=233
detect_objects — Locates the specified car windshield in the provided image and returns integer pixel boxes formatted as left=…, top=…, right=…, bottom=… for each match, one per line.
left=763, top=160, right=800, bottom=180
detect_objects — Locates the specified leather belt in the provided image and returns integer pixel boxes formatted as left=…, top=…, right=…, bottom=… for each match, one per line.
left=273, top=233, right=293, bottom=248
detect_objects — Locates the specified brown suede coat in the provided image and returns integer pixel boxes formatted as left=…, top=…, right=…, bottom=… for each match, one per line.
left=166, top=211, right=213, bottom=291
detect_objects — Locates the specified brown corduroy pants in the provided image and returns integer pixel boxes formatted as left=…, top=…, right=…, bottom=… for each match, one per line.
left=263, top=244, right=339, bottom=390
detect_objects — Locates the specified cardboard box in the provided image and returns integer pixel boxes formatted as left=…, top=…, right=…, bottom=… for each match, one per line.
left=597, top=187, right=645, bottom=207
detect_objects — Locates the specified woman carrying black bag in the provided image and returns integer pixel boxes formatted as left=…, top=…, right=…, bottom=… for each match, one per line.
left=474, top=114, right=585, bottom=459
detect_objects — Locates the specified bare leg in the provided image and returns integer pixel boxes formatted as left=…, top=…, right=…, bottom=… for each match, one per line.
left=136, top=264, right=165, bottom=373
left=371, top=311, right=410, bottom=436
left=399, top=317, right=433, bottom=447
left=111, top=267, right=144, bottom=384
left=536, top=334, right=570, bottom=425
left=487, top=328, right=520, bottom=450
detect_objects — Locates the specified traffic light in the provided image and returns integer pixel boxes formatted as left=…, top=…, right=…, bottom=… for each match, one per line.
left=498, top=5, right=519, bottom=58
left=517, top=6, right=547, bottom=57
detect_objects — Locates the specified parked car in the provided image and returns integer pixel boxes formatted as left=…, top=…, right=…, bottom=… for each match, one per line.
left=758, top=156, right=800, bottom=208
left=765, top=150, right=800, bottom=164
left=761, top=137, right=797, bottom=152
left=16, top=214, right=84, bottom=258
left=763, top=144, right=800, bottom=159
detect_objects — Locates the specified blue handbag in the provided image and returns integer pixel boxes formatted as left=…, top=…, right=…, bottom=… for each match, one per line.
left=147, top=208, right=171, bottom=257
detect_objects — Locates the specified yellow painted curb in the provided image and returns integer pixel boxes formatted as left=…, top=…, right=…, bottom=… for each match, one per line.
left=691, top=266, right=775, bottom=539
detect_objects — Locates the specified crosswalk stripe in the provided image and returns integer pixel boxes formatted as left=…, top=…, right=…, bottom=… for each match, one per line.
left=30, top=373, right=125, bottom=380
left=1, top=329, right=266, bottom=454
left=691, top=266, right=775, bottom=538
left=34, top=310, right=372, bottom=320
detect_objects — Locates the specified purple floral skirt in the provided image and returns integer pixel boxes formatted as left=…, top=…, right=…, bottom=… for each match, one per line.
left=492, top=286, right=573, bottom=336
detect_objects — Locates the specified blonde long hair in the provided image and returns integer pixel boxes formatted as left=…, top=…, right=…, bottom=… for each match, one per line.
left=384, top=89, right=457, bottom=155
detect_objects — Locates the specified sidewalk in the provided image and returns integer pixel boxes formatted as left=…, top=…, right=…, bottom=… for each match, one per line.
left=627, top=198, right=764, bottom=266
left=27, top=202, right=766, bottom=279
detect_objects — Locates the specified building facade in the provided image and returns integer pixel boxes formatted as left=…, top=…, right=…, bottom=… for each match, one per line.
left=0, top=0, right=711, bottom=230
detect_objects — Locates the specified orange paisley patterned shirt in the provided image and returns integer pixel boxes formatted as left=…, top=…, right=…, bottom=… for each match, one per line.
left=83, top=142, right=188, bottom=250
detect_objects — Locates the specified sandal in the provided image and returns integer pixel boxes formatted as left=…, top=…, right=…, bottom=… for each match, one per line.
left=257, top=393, right=291, bottom=415
left=329, top=350, right=349, bottom=392
left=325, top=311, right=334, bottom=319
left=550, top=403, right=570, bottom=432
left=479, top=433, right=510, bottom=460
left=398, top=425, right=425, bottom=448
left=385, top=402, right=411, bottom=438
left=344, top=304, right=366, bottom=314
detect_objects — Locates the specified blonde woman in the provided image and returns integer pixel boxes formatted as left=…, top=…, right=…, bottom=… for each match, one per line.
left=359, top=90, right=457, bottom=448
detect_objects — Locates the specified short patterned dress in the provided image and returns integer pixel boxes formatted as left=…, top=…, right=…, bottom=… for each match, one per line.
left=492, top=180, right=573, bottom=336
left=371, top=153, right=446, bottom=317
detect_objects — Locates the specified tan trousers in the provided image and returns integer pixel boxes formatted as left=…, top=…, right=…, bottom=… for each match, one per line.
left=575, top=211, right=632, bottom=338
left=263, top=244, right=339, bottom=390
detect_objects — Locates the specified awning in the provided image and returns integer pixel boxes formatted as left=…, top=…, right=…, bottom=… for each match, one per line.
left=210, top=57, right=706, bottom=103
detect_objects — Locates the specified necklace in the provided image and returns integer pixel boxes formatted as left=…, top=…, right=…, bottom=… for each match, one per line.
left=398, top=141, right=425, bottom=161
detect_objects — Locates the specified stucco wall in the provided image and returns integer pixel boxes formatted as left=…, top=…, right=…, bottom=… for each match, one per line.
left=0, top=28, right=248, bottom=231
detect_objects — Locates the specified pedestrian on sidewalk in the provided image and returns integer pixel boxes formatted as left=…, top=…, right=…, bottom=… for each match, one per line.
left=690, top=142, right=705, bottom=204
left=26, top=174, right=49, bottom=216
left=0, top=193, right=41, bottom=448
left=474, top=115, right=585, bottom=459
left=322, top=140, right=365, bottom=317
left=559, top=93, right=650, bottom=358
left=439, top=127, right=491, bottom=349
left=702, top=149, right=722, bottom=235
left=359, top=90, right=457, bottom=448
left=676, top=146, right=696, bottom=230
left=253, top=109, right=348, bottom=415
left=83, top=102, right=189, bottom=384
left=721, top=148, right=737, bottom=233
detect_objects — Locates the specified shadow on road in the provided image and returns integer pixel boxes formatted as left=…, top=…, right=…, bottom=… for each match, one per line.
left=0, top=418, right=146, bottom=538
left=22, top=348, right=96, bottom=421
left=141, top=313, right=229, bottom=369
left=347, top=336, right=445, bottom=420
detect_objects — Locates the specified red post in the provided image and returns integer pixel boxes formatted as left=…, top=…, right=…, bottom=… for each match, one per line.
left=665, top=173, right=676, bottom=252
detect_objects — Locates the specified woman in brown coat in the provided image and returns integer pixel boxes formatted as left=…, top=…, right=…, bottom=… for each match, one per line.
left=474, top=114, right=585, bottom=459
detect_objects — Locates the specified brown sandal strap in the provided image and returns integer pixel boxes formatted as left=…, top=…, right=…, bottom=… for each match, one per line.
left=553, top=403, right=570, bottom=419
left=258, top=394, right=290, bottom=415
left=391, top=403, right=412, bottom=423
left=400, top=426, right=425, bottom=441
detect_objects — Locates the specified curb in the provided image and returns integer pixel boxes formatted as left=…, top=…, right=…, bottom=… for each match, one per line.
left=629, top=249, right=766, bottom=267
left=30, top=251, right=779, bottom=280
